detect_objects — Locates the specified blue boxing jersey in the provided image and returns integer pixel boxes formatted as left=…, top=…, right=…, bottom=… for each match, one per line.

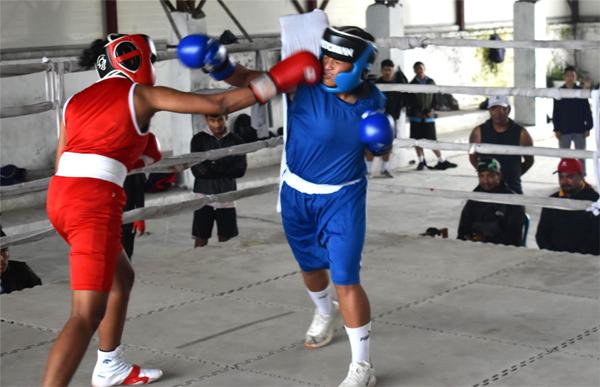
left=286, top=83, right=386, bottom=185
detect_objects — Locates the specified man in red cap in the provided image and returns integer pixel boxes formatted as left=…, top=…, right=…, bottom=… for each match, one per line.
left=535, top=158, right=599, bottom=255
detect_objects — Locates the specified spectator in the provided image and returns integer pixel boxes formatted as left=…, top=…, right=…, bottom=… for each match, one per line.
left=457, top=158, right=525, bottom=246
left=0, top=226, right=42, bottom=294
left=191, top=114, right=247, bottom=247
left=469, top=95, right=534, bottom=194
left=535, top=158, right=599, bottom=255
left=367, top=59, right=406, bottom=178
left=552, top=65, right=593, bottom=173
left=407, top=61, right=456, bottom=170
left=233, top=113, right=258, bottom=143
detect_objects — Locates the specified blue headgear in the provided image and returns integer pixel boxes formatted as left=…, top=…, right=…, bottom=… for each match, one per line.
left=319, top=27, right=377, bottom=93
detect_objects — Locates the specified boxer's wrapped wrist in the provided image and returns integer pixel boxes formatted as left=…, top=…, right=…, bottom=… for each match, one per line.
left=249, top=74, right=277, bottom=105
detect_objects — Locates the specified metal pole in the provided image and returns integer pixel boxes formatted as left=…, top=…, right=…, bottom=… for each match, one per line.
left=159, top=0, right=182, bottom=41
left=216, top=0, right=253, bottom=42
left=104, top=0, right=118, bottom=34
left=456, top=0, right=465, bottom=31
left=54, top=62, right=65, bottom=138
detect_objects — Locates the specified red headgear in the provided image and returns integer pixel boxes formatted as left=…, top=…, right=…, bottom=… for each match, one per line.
left=555, top=158, right=584, bottom=174
left=96, top=34, right=157, bottom=85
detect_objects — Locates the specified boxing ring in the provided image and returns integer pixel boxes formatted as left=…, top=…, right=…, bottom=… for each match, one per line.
left=1, top=32, right=600, bottom=387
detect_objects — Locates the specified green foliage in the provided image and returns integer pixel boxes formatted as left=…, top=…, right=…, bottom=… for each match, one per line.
left=547, top=63, right=564, bottom=81
left=472, top=32, right=512, bottom=87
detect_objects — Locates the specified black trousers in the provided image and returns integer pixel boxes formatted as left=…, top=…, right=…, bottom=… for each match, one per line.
left=192, top=206, right=238, bottom=240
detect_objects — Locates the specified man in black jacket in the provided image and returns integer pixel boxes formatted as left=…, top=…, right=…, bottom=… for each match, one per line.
left=536, top=158, right=599, bottom=255
left=190, top=114, right=247, bottom=247
left=552, top=66, right=593, bottom=173
left=457, top=158, right=525, bottom=246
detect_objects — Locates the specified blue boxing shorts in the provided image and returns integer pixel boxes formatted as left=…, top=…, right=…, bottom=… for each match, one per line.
left=280, top=179, right=367, bottom=285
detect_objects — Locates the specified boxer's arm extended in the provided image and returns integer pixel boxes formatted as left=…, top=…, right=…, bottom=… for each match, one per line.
left=177, top=35, right=319, bottom=98
left=133, top=85, right=257, bottom=129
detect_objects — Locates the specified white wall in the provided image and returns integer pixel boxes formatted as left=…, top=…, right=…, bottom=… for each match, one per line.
left=0, top=0, right=103, bottom=49
left=4, top=1, right=598, bottom=50
left=403, top=0, right=455, bottom=26
left=580, top=0, right=600, bottom=15
left=0, top=0, right=375, bottom=49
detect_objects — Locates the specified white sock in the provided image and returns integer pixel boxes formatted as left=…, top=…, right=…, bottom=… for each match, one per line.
left=418, top=155, right=425, bottom=162
left=94, top=345, right=130, bottom=377
left=307, top=287, right=332, bottom=316
left=366, top=160, right=373, bottom=174
left=345, top=322, right=371, bottom=364
left=93, top=345, right=163, bottom=386
left=438, top=156, right=446, bottom=162
left=381, top=161, right=389, bottom=172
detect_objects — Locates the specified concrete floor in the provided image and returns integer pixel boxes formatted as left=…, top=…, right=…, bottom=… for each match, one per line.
left=1, top=126, right=599, bottom=386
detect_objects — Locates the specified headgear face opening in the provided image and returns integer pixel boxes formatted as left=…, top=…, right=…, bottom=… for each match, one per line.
left=96, top=34, right=157, bottom=86
left=319, top=27, right=377, bottom=93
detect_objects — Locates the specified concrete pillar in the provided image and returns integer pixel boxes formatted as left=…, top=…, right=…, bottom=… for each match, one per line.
left=167, top=12, right=208, bottom=189
left=367, top=1, right=409, bottom=170
left=513, top=0, right=547, bottom=126
left=366, top=2, right=404, bottom=78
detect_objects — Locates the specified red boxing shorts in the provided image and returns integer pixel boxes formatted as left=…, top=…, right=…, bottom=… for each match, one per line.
left=47, top=176, right=126, bottom=292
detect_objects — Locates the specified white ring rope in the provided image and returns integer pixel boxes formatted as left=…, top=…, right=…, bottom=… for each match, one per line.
left=0, top=137, right=283, bottom=197
left=3, top=137, right=597, bottom=198
left=3, top=179, right=595, bottom=249
left=3, top=137, right=596, bottom=198
left=1, top=82, right=592, bottom=121
left=140, top=136, right=283, bottom=173
left=377, top=83, right=592, bottom=99
left=395, top=139, right=596, bottom=159
left=0, top=182, right=279, bottom=249
left=1, top=101, right=57, bottom=119
left=376, top=36, right=600, bottom=50
left=369, top=184, right=594, bottom=211
left=3, top=35, right=597, bottom=78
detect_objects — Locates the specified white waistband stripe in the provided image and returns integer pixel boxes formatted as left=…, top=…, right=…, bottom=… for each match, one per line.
left=282, top=169, right=361, bottom=195
left=56, top=152, right=127, bottom=187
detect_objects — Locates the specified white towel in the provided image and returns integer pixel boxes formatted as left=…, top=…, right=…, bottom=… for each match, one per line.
left=276, top=10, right=330, bottom=212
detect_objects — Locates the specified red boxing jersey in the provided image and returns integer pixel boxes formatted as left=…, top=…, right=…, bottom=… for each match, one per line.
left=63, top=76, right=149, bottom=170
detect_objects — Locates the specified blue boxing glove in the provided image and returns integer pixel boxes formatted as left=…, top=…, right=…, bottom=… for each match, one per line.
left=177, top=34, right=236, bottom=81
left=359, top=110, right=394, bottom=156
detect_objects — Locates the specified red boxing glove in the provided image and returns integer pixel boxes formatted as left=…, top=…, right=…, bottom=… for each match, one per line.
left=132, top=133, right=162, bottom=169
left=249, top=51, right=321, bottom=104
left=132, top=220, right=146, bottom=236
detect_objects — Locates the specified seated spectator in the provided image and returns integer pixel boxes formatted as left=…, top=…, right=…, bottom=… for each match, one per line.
left=457, top=158, right=525, bottom=246
left=0, top=226, right=42, bottom=294
left=190, top=114, right=247, bottom=247
left=535, top=158, right=599, bottom=255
